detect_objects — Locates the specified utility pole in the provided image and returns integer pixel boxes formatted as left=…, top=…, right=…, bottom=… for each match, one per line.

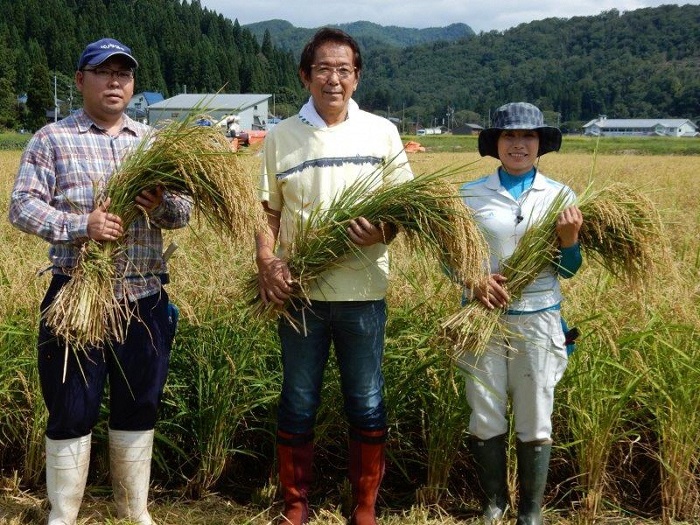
left=53, top=74, right=58, bottom=122
left=402, top=102, right=405, bottom=134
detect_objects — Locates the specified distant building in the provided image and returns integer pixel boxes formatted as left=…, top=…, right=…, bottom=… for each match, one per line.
left=148, top=93, right=271, bottom=130
left=127, top=91, right=164, bottom=122
left=452, top=123, right=484, bottom=135
left=416, top=127, right=443, bottom=136
left=45, top=98, right=65, bottom=122
left=582, top=116, right=698, bottom=137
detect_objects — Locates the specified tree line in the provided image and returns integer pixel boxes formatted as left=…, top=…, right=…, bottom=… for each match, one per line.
left=244, top=19, right=476, bottom=56
left=0, top=0, right=304, bottom=131
left=0, top=1, right=698, bottom=133
left=353, top=4, right=700, bottom=131
left=248, top=5, right=700, bottom=131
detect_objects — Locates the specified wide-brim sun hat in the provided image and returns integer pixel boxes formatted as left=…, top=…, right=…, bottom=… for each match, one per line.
left=77, top=38, right=138, bottom=70
left=478, top=102, right=562, bottom=159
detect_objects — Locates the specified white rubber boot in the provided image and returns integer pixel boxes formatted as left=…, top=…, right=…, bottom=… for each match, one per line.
left=45, top=434, right=91, bottom=525
left=109, top=429, right=155, bottom=525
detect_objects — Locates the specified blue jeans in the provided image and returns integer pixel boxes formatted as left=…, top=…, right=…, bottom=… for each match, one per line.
left=277, top=299, right=387, bottom=435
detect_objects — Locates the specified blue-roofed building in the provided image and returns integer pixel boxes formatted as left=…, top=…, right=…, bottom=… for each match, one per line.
left=127, top=92, right=165, bottom=122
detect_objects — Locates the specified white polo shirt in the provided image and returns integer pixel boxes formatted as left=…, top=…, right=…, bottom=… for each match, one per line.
left=460, top=170, right=575, bottom=312
left=260, top=101, right=413, bottom=301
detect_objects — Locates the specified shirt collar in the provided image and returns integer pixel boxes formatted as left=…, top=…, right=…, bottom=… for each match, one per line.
left=298, top=96, right=359, bottom=128
left=74, top=108, right=139, bottom=135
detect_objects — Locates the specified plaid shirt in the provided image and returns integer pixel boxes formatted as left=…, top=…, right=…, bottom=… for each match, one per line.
left=9, top=109, right=192, bottom=300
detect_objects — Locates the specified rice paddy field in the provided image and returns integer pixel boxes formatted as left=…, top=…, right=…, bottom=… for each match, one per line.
left=0, top=137, right=699, bottom=524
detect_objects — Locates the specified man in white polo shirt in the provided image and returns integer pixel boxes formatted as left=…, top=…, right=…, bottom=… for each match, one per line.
left=255, top=27, right=413, bottom=525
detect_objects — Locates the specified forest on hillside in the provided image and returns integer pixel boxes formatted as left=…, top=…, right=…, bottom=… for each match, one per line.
left=250, top=5, right=700, bottom=131
left=245, top=19, right=476, bottom=55
left=0, top=0, right=304, bottom=131
left=357, top=5, right=700, bottom=130
left=0, top=1, right=698, bottom=133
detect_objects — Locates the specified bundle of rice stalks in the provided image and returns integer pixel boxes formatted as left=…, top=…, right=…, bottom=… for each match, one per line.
left=442, top=182, right=668, bottom=358
left=102, top=117, right=261, bottom=239
left=576, top=182, right=668, bottom=284
left=43, top=118, right=263, bottom=355
left=246, top=167, right=489, bottom=321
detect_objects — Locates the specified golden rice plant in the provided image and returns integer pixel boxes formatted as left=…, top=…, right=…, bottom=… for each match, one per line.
left=245, top=166, right=489, bottom=320
left=442, top=182, right=668, bottom=358
left=43, top=118, right=263, bottom=353
left=103, top=116, right=261, bottom=239
left=576, top=182, right=669, bottom=285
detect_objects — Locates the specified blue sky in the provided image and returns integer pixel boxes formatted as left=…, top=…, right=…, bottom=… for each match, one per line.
left=199, top=0, right=697, bottom=32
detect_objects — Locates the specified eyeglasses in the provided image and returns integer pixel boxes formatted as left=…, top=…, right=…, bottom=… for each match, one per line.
left=310, top=64, right=357, bottom=80
left=82, top=67, right=134, bottom=81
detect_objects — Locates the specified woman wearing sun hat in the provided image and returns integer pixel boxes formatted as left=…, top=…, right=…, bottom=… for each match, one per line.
left=459, top=102, right=583, bottom=525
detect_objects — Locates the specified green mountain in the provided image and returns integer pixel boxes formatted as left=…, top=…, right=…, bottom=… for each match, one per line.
left=392, top=5, right=700, bottom=127
left=244, top=20, right=475, bottom=55
left=0, top=0, right=305, bottom=130
left=244, top=7, right=699, bottom=128
left=0, top=1, right=697, bottom=131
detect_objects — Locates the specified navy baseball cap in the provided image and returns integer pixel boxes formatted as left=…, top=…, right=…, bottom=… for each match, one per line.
left=77, top=38, right=138, bottom=70
left=478, top=102, right=562, bottom=159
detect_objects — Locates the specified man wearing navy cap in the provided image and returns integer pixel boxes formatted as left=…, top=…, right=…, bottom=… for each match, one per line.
left=9, top=38, right=191, bottom=525
left=75, top=38, right=139, bottom=133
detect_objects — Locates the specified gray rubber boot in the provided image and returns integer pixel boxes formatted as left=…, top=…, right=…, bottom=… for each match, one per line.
left=109, top=429, right=155, bottom=525
left=45, top=434, right=91, bottom=525
left=516, top=440, right=552, bottom=525
left=469, top=434, right=508, bottom=524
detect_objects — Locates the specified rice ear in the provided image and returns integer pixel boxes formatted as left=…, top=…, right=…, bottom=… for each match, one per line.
left=105, top=118, right=263, bottom=243
left=442, top=182, right=669, bottom=358
left=246, top=165, right=490, bottom=321
left=43, top=115, right=261, bottom=355
left=577, top=182, right=670, bottom=287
